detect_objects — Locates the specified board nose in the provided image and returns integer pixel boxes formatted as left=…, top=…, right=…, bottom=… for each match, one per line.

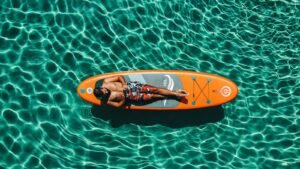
left=77, top=82, right=95, bottom=101
left=227, top=81, right=238, bottom=101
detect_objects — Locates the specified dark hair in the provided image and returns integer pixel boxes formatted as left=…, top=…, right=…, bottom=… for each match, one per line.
left=94, top=87, right=103, bottom=98
left=94, top=87, right=110, bottom=101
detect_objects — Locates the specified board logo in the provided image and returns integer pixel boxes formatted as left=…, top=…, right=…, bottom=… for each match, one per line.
left=163, top=75, right=174, bottom=107
left=220, top=86, right=231, bottom=97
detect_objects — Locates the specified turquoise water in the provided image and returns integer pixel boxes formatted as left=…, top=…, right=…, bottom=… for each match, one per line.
left=1, top=0, right=299, bottom=168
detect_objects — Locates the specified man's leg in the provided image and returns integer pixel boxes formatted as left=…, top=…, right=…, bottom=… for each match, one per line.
left=143, top=85, right=188, bottom=97
left=142, top=94, right=166, bottom=101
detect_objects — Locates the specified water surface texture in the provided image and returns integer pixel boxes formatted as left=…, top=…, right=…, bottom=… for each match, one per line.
left=1, top=0, right=299, bottom=168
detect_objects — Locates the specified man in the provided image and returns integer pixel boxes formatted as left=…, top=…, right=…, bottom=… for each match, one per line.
left=93, top=75, right=188, bottom=108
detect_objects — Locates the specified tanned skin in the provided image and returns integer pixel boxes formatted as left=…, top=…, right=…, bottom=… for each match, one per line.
left=99, top=76, right=188, bottom=108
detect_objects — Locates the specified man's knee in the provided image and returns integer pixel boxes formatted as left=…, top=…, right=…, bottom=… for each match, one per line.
left=152, top=88, right=159, bottom=94
left=142, top=94, right=153, bottom=101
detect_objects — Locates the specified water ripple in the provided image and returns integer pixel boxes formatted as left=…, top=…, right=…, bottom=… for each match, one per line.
left=0, top=0, right=299, bottom=168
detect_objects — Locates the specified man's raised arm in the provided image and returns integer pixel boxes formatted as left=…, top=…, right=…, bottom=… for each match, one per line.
left=103, top=76, right=126, bottom=84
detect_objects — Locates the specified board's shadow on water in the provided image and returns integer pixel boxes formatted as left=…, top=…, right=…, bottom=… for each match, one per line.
left=91, top=105, right=224, bottom=128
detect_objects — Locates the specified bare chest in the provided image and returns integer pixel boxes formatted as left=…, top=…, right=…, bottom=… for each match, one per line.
left=103, top=82, right=124, bottom=91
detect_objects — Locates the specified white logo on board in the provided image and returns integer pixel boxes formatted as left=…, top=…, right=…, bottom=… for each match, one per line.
left=163, top=75, right=174, bottom=106
left=220, top=86, right=231, bottom=97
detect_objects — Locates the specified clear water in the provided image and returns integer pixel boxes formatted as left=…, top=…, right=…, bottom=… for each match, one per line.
left=1, top=0, right=299, bottom=168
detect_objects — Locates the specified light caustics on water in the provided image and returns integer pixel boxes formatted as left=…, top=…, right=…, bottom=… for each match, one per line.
left=0, top=0, right=299, bottom=168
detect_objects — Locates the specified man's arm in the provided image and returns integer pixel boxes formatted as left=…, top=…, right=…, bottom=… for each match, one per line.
left=103, top=76, right=126, bottom=85
left=107, top=99, right=125, bottom=108
left=118, top=76, right=126, bottom=85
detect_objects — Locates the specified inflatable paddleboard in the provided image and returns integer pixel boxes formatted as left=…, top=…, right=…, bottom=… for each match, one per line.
left=77, top=70, right=238, bottom=110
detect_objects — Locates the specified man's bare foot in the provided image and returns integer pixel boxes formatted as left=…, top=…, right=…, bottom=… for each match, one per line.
left=175, top=89, right=189, bottom=97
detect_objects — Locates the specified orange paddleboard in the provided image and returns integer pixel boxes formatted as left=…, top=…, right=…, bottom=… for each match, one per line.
left=77, top=70, right=238, bottom=110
